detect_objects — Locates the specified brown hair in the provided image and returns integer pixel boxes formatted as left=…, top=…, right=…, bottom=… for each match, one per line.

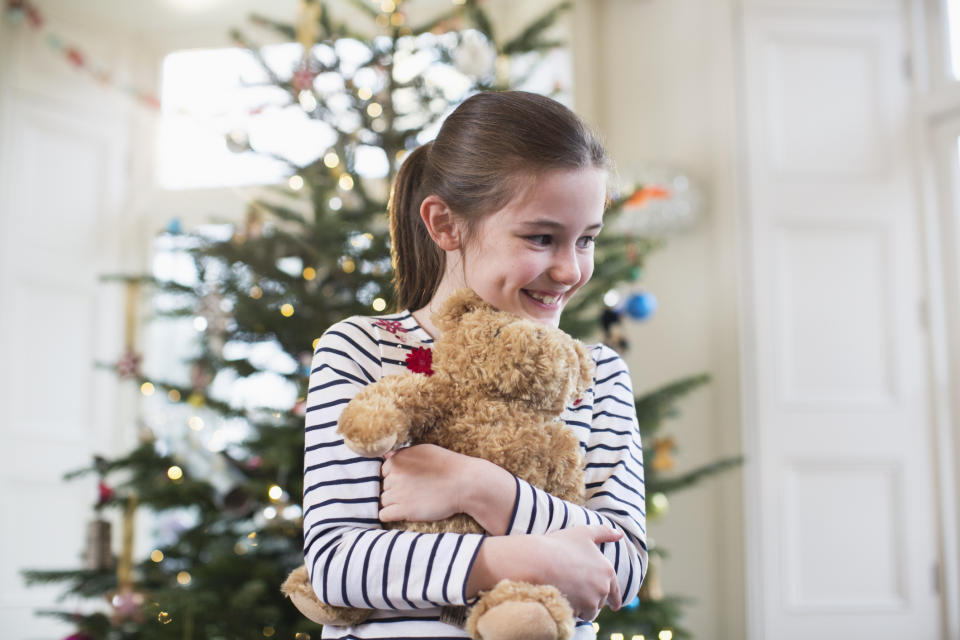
left=388, top=90, right=612, bottom=311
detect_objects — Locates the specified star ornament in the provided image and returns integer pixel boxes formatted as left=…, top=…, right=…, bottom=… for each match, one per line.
left=404, top=347, right=433, bottom=376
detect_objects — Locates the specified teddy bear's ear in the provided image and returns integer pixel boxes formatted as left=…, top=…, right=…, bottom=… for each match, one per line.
left=433, top=288, right=493, bottom=332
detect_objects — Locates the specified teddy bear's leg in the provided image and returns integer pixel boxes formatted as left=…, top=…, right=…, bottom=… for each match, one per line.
left=281, top=565, right=372, bottom=626
left=465, top=579, right=575, bottom=640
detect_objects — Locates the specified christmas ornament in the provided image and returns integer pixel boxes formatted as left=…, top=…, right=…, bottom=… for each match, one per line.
left=225, top=129, right=250, bottom=153
left=638, top=553, right=664, bottom=602
left=63, top=633, right=94, bottom=640
left=453, top=30, right=496, bottom=78
left=83, top=519, right=113, bottom=571
left=651, top=436, right=677, bottom=472
left=619, top=168, right=703, bottom=236
left=97, top=481, right=113, bottom=506
left=600, top=307, right=629, bottom=354
left=625, top=291, right=658, bottom=320
left=166, top=218, right=182, bottom=235
left=114, top=348, right=141, bottom=379
left=404, top=347, right=433, bottom=375
left=107, top=494, right=145, bottom=624
left=222, top=485, right=255, bottom=518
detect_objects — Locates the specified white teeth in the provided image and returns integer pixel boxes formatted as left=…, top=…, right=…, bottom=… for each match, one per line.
left=526, top=291, right=561, bottom=305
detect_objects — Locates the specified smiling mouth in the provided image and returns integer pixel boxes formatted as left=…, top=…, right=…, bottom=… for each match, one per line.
left=523, top=290, right=563, bottom=306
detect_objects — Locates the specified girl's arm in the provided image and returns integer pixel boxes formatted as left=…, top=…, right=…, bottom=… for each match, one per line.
left=303, top=319, right=485, bottom=611
left=380, top=346, right=648, bottom=606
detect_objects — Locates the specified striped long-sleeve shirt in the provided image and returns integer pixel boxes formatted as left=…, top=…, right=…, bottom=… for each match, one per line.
left=303, top=311, right=647, bottom=639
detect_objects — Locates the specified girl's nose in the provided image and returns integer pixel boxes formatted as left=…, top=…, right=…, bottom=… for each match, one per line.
left=550, top=248, right=581, bottom=286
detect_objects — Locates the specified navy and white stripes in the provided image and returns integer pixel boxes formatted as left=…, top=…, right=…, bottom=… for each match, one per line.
left=303, top=312, right=647, bottom=639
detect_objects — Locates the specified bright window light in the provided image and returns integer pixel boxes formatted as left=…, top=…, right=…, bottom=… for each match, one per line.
left=950, top=0, right=960, bottom=79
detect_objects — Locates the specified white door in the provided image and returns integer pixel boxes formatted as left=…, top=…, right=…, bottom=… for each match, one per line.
left=739, top=1, right=943, bottom=638
left=0, top=15, right=130, bottom=639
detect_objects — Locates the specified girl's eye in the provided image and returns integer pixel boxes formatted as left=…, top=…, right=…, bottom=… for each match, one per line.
left=527, top=234, right=552, bottom=246
left=576, top=236, right=596, bottom=249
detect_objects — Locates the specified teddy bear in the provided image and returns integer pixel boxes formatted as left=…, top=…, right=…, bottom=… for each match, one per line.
left=282, top=288, right=595, bottom=640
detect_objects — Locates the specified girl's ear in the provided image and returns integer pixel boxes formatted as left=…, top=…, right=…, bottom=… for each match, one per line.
left=420, top=195, right=462, bottom=252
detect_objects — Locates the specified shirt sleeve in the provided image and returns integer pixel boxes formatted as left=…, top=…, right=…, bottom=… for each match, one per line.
left=302, top=318, right=485, bottom=610
left=504, top=345, right=648, bottom=601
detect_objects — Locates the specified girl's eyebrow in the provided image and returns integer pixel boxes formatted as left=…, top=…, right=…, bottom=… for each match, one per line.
left=519, top=219, right=604, bottom=231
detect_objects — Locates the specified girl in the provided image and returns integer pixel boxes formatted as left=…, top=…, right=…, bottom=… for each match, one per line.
left=303, top=91, right=647, bottom=639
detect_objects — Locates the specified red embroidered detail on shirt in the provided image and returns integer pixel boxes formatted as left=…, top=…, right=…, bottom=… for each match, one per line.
left=373, top=318, right=408, bottom=342
left=404, top=347, right=433, bottom=376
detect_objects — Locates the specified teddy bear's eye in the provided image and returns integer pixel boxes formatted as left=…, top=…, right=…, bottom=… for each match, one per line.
left=493, top=327, right=501, bottom=338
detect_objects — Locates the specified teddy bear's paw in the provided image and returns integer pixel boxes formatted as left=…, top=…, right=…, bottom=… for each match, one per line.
left=281, top=565, right=371, bottom=626
left=474, top=600, right=559, bottom=640
left=343, top=432, right=397, bottom=458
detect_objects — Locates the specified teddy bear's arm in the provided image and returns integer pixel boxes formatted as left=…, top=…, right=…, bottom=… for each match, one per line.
left=337, top=374, right=441, bottom=457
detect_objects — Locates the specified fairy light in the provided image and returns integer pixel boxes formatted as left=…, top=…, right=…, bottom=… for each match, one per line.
left=658, top=631, right=673, bottom=640
left=592, top=623, right=600, bottom=633
left=193, top=316, right=208, bottom=331
left=188, top=416, right=204, bottom=431
left=151, top=550, right=164, bottom=562
left=140, top=382, right=155, bottom=396
left=177, top=571, right=191, bottom=585
left=380, top=0, right=395, bottom=11
left=167, top=465, right=183, bottom=481
left=167, top=389, right=181, bottom=402
left=632, top=636, right=645, bottom=640
left=263, top=506, right=278, bottom=519
left=250, top=285, right=262, bottom=299
left=339, top=174, right=355, bottom=190
left=234, top=541, right=248, bottom=555
left=263, top=627, right=275, bottom=637
left=281, top=304, right=295, bottom=317
left=372, top=298, right=387, bottom=312
left=158, top=611, right=172, bottom=624
left=329, top=196, right=343, bottom=211
left=341, top=258, right=356, bottom=273
left=603, top=289, right=621, bottom=307
left=312, top=337, right=321, bottom=350
left=390, top=12, right=405, bottom=26
left=323, top=151, right=340, bottom=168
left=288, top=175, right=304, bottom=190
left=302, top=267, right=317, bottom=281
left=357, top=87, right=373, bottom=100
left=371, top=118, right=387, bottom=132
left=295, top=633, right=311, bottom=640
left=268, top=485, right=284, bottom=501
left=611, top=634, right=624, bottom=640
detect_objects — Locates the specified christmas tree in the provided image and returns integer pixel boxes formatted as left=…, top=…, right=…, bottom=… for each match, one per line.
left=21, top=1, right=740, bottom=638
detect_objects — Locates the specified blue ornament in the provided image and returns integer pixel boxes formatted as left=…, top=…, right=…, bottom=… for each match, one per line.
left=625, top=291, right=658, bottom=320
left=624, top=595, right=640, bottom=610
left=166, top=218, right=182, bottom=235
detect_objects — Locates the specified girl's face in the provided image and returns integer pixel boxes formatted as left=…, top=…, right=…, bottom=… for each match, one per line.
left=458, top=168, right=607, bottom=327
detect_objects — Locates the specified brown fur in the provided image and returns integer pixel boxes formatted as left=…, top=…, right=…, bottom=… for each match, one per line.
left=283, top=289, right=594, bottom=638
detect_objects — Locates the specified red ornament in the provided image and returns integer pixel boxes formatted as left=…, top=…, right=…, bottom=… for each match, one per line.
left=292, top=67, right=316, bottom=92
left=573, top=398, right=583, bottom=406
left=64, top=633, right=94, bottom=640
left=246, top=455, right=263, bottom=470
left=115, top=349, right=141, bottom=379
left=97, top=481, right=114, bottom=506
left=65, top=47, right=85, bottom=67
left=404, top=347, right=433, bottom=376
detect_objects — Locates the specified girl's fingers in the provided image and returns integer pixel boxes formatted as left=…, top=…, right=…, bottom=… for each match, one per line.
left=589, top=524, right=623, bottom=545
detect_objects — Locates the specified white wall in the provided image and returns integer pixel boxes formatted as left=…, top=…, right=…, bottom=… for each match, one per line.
left=571, top=1, right=747, bottom=638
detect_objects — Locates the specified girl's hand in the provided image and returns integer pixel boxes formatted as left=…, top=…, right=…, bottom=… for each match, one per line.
left=380, top=444, right=518, bottom=533
left=466, top=524, right=623, bottom=621
left=539, top=525, right=623, bottom=620
left=379, top=444, right=472, bottom=523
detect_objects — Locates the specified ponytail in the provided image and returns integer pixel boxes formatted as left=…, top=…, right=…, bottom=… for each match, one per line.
left=389, top=142, right=443, bottom=311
